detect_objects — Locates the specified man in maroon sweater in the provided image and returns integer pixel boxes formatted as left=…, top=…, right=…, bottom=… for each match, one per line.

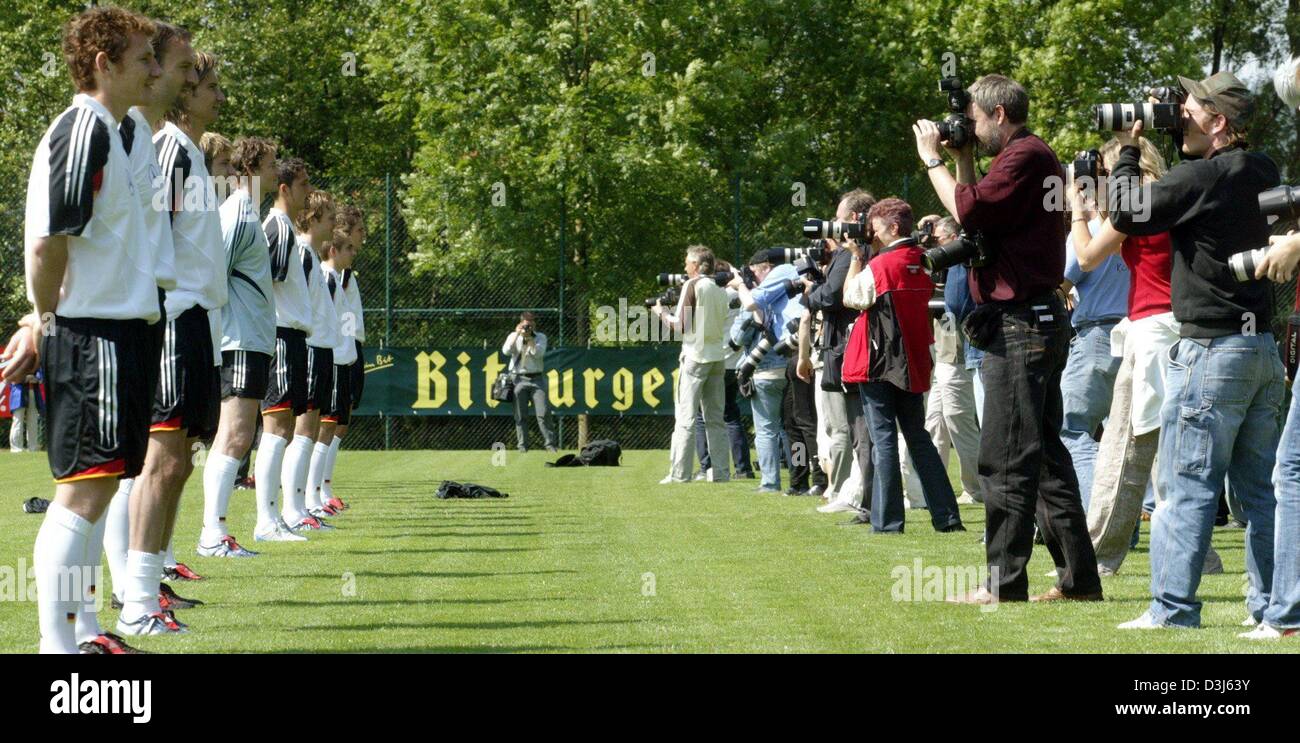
left=913, top=74, right=1103, bottom=604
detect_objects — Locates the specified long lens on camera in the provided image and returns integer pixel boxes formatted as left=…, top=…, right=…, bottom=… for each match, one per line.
left=1259, top=185, right=1300, bottom=221
left=1229, top=248, right=1269, bottom=283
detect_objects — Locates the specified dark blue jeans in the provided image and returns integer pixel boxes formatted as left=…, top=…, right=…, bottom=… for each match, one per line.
left=978, top=296, right=1101, bottom=600
left=859, top=380, right=962, bottom=533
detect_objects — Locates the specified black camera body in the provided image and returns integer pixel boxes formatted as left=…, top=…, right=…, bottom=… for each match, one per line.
left=1066, top=148, right=1102, bottom=188
left=933, top=76, right=974, bottom=149
left=644, top=285, right=680, bottom=309
left=921, top=230, right=993, bottom=274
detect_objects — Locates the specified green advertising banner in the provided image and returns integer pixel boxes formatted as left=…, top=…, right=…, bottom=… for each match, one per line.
left=355, top=346, right=688, bottom=416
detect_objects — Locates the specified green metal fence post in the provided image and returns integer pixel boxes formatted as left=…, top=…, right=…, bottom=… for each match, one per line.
left=558, top=191, right=566, bottom=445
left=384, top=173, right=393, bottom=451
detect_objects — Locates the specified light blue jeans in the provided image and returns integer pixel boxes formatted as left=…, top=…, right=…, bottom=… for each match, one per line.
left=1265, top=374, right=1300, bottom=628
left=1060, top=321, right=1121, bottom=512
left=1148, top=333, right=1283, bottom=627
left=751, top=376, right=788, bottom=489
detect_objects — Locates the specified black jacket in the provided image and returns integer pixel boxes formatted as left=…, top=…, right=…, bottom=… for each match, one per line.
left=1110, top=144, right=1279, bottom=339
left=804, top=248, right=856, bottom=388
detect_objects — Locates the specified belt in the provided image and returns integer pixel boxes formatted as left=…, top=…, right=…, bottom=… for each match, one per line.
left=1073, top=317, right=1123, bottom=331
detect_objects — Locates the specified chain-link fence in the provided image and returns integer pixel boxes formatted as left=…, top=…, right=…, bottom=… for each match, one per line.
left=2, top=169, right=1295, bottom=453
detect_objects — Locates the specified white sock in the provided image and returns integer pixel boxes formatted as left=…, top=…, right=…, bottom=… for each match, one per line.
left=120, top=550, right=162, bottom=622
left=255, top=433, right=289, bottom=531
left=322, top=436, right=341, bottom=501
left=306, top=442, right=330, bottom=511
left=162, top=538, right=176, bottom=569
left=202, top=453, right=240, bottom=546
left=75, top=512, right=107, bottom=645
left=35, top=503, right=92, bottom=654
left=281, top=434, right=313, bottom=523
left=103, top=478, right=133, bottom=603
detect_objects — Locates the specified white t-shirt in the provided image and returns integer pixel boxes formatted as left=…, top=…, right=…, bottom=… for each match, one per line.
left=324, top=266, right=358, bottom=365
left=266, top=208, right=313, bottom=332
left=154, top=122, right=226, bottom=318
left=24, top=94, right=158, bottom=322
left=123, top=107, right=175, bottom=292
left=302, top=235, right=339, bottom=350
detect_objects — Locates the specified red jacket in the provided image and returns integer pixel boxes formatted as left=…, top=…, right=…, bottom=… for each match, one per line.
left=841, top=240, right=934, bottom=392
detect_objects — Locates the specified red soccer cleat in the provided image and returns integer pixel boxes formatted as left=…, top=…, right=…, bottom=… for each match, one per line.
left=326, top=496, right=349, bottom=512
left=163, top=562, right=204, bottom=581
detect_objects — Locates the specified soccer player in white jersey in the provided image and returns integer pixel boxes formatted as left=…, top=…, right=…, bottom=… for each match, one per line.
left=257, top=158, right=324, bottom=537
left=315, top=205, right=367, bottom=513
left=95, top=20, right=191, bottom=648
left=116, top=48, right=230, bottom=636
left=2, top=7, right=162, bottom=652
left=204, top=136, right=290, bottom=548
left=296, top=191, right=342, bottom=521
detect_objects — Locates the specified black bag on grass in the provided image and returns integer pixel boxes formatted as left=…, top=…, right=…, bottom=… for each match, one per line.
left=547, top=439, right=622, bottom=467
left=436, top=481, right=509, bottom=499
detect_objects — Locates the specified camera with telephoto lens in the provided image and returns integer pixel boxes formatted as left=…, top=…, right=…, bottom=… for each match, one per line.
left=728, top=316, right=763, bottom=352
left=1094, top=102, right=1184, bottom=133
left=735, top=317, right=802, bottom=382
left=921, top=230, right=993, bottom=274
left=803, top=217, right=866, bottom=243
left=644, top=285, right=680, bottom=309
left=1258, top=185, right=1300, bottom=223
left=659, top=271, right=736, bottom=288
left=1225, top=186, right=1300, bottom=282
left=930, top=76, right=974, bottom=149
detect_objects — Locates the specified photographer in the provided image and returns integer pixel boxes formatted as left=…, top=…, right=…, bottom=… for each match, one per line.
left=1237, top=61, right=1300, bottom=639
left=728, top=251, right=801, bottom=493
left=914, top=74, right=1101, bottom=602
left=840, top=198, right=963, bottom=534
left=655, top=246, right=732, bottom=484
left=803, top=189, right=877, bottom=513
left=1105, top=72, right=1281, bottom=630
left=693, top=266, right=755, bottom=480
left=501, top=312, right=558, bottom=453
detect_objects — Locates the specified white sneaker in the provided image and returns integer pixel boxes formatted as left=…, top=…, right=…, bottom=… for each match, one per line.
left=1242, top=615, right=1259, bottom=627
left=956, top=493, right=977, bottom=505
left=1117, top=611, right=1171, bottom=630
left=254, top=522, right=308, bottom=542
left=817, top=499, right=858, bottom=514
left=1238, top=623, right=1281, bottom=639
left=196, top=535, right=259, bottom=557
left=659, top=476, right=687, bottom=485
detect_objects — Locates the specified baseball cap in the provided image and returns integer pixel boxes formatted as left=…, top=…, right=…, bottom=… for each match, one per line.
left=1178, top=71, right=1254, bottom=130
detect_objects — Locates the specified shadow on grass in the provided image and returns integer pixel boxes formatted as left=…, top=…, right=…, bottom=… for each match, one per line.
left=276, top=569, right=579, bottom=579
left=338, top=547, right=542, bottom=555
left=284, top=618, right=646, bottom=632
left=267, top=643, right=661, bottom=653
left=252, top=597, right=569, bottom=608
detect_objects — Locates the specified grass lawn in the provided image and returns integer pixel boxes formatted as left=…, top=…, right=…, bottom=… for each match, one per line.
left=0, top=448, right=1292, bottom=653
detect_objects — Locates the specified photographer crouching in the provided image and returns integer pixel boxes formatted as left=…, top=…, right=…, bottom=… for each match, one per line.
left=654, top=246, right=732, bottom=484
left=915, top=74, right=1102, bottom=603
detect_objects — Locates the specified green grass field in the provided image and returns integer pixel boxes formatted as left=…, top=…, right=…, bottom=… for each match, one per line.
left=0, top=448, right=1294, bottom=653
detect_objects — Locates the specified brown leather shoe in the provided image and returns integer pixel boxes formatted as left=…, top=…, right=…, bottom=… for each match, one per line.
left=1030, top=586, right=1104, bottom=602
left=946, top=587, right=1000, bottom=605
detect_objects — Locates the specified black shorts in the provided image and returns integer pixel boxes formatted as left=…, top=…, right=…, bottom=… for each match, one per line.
left=221, top=350, right=271, bottom=400
left=151, top=305, right=220, bottom=439
left=263, top=327, right=308, bottom=415
left=322, top=363, right=353, bottom=426
left=41, top=315, right=153, bottom=482
left=306, top=345, right=334, bottom=413
left=349, top=340, right=365, bottom=409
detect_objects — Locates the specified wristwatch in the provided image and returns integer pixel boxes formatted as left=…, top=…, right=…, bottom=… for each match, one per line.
left=926, top=157, right=944, bottom=170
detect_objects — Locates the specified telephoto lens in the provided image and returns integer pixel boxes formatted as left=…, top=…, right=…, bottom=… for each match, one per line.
left=771, top=317, right=803, bottom=357
left=736, top=329, right=778, bottom=381
left=658, top=273, right=687, bottom=287
left=803, top=218, right=865, bottom=242
left=1228, top=248, right=1269, bottom=283
left=1259, top=185, right=1300, bottom=221
left=1094, top=102, right=1183, bottom=132
left=921, top=232, right=986, bottom=273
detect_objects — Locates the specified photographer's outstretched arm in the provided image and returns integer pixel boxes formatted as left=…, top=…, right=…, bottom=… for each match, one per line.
left=1109, top=123, right=1198, bottom=237
left=914, top=119, right=962, bottom=219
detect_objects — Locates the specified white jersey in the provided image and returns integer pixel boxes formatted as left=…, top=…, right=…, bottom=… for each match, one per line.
left=219, top=190, right=276, bottom=355
left=324, top=266, right=360, bottom=365
left=123, top=107, right=175, bottom=292
left=266, top=208, right=313, bottom=332
left=301, top=235, right=339, bottom=350
left=350, top=273, right=366, bottom=343
left=154, top=122, right=226, bottom=318
left=24, top=94, right=158, bottom=322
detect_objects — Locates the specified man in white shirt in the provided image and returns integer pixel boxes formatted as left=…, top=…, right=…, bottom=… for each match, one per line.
left=4, top=7, right=163, bottom=652
left=297, top=191, right=340, bottom=520
left=654, top=245, right=731, bottom=483
left=501, top=312, right=558, bottom=453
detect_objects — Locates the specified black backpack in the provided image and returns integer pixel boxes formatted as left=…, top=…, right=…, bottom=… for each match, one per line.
left=435, top=481, right=509, bottom=499
left=546, top=439, right=622, bottom=467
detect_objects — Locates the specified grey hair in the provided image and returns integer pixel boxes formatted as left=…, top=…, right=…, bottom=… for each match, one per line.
left=686, top=245, right=715, bottom=274
left=968, top=74, right=1029, bottom=124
